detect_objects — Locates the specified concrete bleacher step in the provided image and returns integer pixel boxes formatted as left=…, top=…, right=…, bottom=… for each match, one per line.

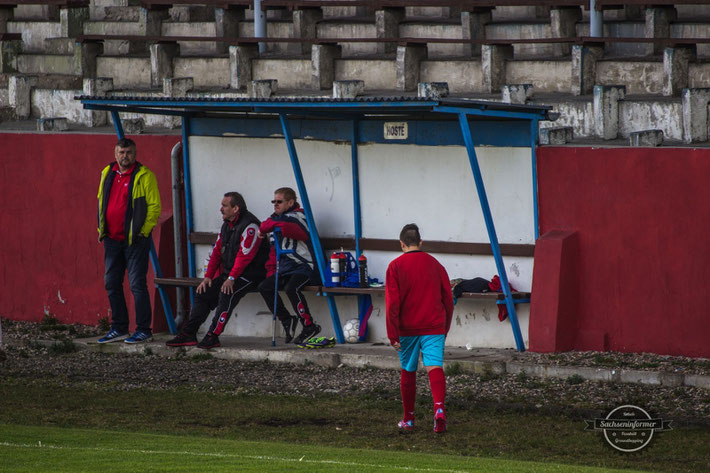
left=96, top=55, right=151, bottom=89
left=16, top=53, right=78, bottom=76
left=7, top=21, right=62, bottom=54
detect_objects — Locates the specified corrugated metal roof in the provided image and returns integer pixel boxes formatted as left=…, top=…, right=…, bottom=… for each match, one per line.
left=76, top=94, right=554, bottom=120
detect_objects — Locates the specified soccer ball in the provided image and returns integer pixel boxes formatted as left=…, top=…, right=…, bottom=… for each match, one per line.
left=342, top=318, right=360, bottom=344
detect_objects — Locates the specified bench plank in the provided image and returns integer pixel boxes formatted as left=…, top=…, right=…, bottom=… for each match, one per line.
left=153, top=277, right=531, bottom=301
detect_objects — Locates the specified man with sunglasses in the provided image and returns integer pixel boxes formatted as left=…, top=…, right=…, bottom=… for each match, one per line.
left=257, top=187, right=321, bottom=344
left=166, top=191, right=269, bottom=349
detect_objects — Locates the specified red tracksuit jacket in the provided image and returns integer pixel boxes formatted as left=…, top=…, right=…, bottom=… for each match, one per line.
left=385, top=250, right=454, bottom=345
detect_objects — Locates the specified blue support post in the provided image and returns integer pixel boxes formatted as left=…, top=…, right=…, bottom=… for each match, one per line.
left=351, top=120, right=362, bottom=257
left=458, top=113, right=526, bottom=352
left=149, top=240, right=177, bottom=334
left=182, top=117, right=196, bottom=306
left=530, top=119, right=540, bottom=240
left=278, top=114, right=346, bottom=344
left=111, top=110, right=177, bottom=334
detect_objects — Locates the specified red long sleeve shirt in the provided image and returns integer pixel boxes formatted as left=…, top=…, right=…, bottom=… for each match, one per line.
left=385, top=250, right=454, bottom=345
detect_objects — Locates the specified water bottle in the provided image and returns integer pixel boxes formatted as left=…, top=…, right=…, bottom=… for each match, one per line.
left=330, top=252, right=341, bottom=286
left=358, top=254, right=368, bottom=288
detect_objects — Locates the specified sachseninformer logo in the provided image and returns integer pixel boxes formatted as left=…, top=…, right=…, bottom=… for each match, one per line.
left=585, top=404, right=672, bottom=453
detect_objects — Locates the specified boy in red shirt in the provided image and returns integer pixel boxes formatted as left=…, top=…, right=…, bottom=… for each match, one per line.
left=386, top=223, right=454, bottom=433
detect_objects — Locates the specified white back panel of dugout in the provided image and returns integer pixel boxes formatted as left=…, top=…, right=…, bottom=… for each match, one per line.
left=189, top=136, right=534, bottom=245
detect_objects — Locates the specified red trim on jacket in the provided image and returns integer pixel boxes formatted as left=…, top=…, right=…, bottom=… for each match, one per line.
left=385, top=251, right=454, bottom=345
left=105, top=163, right=135, bottom=240
left=204, top=213, right=262, bottom=280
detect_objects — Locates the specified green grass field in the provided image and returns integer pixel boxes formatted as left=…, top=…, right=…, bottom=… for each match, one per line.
left=0, top=424, right=649, bottom=473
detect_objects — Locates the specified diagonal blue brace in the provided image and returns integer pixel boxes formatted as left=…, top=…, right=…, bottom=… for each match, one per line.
left=458, top=113, right=526, bottom=352
left=278, top=114, right=346, bottom=344
left=110, top=111, right=178, bottom=334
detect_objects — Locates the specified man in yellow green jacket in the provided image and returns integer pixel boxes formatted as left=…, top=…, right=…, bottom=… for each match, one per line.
left=97, top=138, right=161, bottom=344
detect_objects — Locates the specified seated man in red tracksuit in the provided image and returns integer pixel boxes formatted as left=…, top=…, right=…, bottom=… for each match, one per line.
left=166, top=191, right=268, bottom=349
left=386, top=223, right=454, bottom=433
left=257, top=187, right=321, bottom=345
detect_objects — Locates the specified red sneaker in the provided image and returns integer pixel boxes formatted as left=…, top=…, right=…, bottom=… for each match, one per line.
left=434, top=408, right=446, bottom=434
left=398, top=419, right=415, bottom=432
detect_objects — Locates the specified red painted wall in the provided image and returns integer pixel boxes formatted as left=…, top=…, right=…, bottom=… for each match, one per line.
left=535, top=146, right=710, bottom=357
left=0, top=133, right=180, bottom=331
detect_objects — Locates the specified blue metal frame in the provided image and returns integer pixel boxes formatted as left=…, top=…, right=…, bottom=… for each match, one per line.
left=458, top=113, right=525, bottom=352
left=110, top=111, right=177, bottom=334
left=182, top=117, right=196, bottom=306
left=530, top=119, right=540, bottom=240
left=278, top=114, right=346, bottom=344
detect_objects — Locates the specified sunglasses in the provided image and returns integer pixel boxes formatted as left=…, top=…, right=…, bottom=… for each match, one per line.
left=271, top=199, right=284, bottom=204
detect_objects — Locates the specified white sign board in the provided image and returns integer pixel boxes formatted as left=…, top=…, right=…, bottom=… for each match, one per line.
left=384, top=122, right=408, bottom=140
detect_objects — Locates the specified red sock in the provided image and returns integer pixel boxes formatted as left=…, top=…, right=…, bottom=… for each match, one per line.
left=400, top=370, right=417, bottom=422
left=428, top=367, right=446, bottom=414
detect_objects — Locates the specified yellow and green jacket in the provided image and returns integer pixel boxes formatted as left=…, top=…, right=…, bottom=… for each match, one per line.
left=97, top=162, right=161, bottom=245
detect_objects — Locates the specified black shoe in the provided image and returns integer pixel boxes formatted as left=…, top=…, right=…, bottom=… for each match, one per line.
left=197, top=332, right=221, bottom=349
left=165, top=332, right=198, bottom=347
left=293, top=323, right=321, bottom=345
left=281, top=316, right=299, bottom=344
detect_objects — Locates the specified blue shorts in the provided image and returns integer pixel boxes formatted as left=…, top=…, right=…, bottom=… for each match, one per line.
left=398, top=334, right=445, bottom=372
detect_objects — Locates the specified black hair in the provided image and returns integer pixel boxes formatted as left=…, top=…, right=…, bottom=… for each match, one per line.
left=399, top=223, right=421, bottom=247
left=224, top=191, right=247, bottom=212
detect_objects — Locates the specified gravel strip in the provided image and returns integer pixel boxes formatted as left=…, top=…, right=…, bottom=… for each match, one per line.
left=2, top=320, right=710, bottom=423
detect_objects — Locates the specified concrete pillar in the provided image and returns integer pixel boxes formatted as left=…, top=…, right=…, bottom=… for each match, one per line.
left=215, top=6, right=245, bottom=54
left=550, top=7, right=581, bottom=56
left=150, top=42, right=180, bottom=88
left=646, top=6, right=677, bottom=55
left=663, top=45, right=696, bottom=97
left=82, top=77, right=113, bottom=127
left=311, top=43, right=341, bottom=90
left=249, top=79, right=277, bottom=98
left=229, top=44, right=258, bottom=90
left=60, top=6, right=89, bottom=38
left=681, top=88, right=710, bottom=143
left=539, top=126, right=574, bottom=145
left=163, top=77, right=193, bottom=97
left=333, top=80, right=364, bottom=99
left=9, top=75, right=38, bottom=120
left=501, top=84, right=533, bottom=104
left=571, top=43, right=604, bottom=96
left=139, top=7, right=168, bottom=36
left=593, top=85, right=625, bottom=140
left=629, top=129, right=664, bottom=146
left=37, top=117, right=69, bottom=132
left=293, top=7, right=323, bottom=55
left=0, top=36, right=22, bottom=73
left=460, top=9, right=491, bottom=57
left=376, top=7, right=404, bottom=55
left=418, top=82, right=449, bottom=99
left=0, top=7, right=13, bottom=34
left=482, top=44, right=513, bottom=93
left=123, top=118, right=145, bottom=135
left=76, top=41, right=103, bottom=78
left=396, top=43, right=427, bottom=91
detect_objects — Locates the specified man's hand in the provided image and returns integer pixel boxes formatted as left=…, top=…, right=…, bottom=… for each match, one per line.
left=257, top=230, right=265, bottom=239
left=392, top=341, right=401, bottom=352
left=221, top=278, right=235, bottom=294
left=196, top=277, right=212, bottom=294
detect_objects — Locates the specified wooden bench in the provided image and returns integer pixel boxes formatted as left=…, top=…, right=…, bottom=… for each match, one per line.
left=155, top=232, right=532, bottom=304
left=0, top=0, right=89, bottom=6
left=153, top=276, right=531, bottom=302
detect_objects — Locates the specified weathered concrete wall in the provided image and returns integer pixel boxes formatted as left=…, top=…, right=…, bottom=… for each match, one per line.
left=173, top=57, right=229, bottom=88
left=317, top=21, right=376, bottom=57
left=618, top=101, right=683, bottom=140
left=420, top=60, right=483, bottom=93
left=507, top=60, right=571, bottom=93
left=187, top=136, right=534, bottom=348
left=596, top=60, right=664, bottom=95
left=162, top=21, right=217, bottom=56
left=335, top=59, right=397, bottom=90
left=399, top=23, right=464, bottom=58
left=7, top=21, right=62, bottom=53
left=97, top=56, right=150, bottom=88
left=253, top=58, right=311, bottom=89
left=17, top=53, right=75, bottom=75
